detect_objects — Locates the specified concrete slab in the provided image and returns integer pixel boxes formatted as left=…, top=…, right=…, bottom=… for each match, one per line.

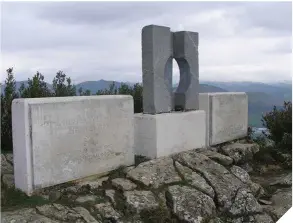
left=134, top=111, right=206, bottom=159
left=12, top=96, right=134, bottom=195
left=199, top=92, right=248, bottom=146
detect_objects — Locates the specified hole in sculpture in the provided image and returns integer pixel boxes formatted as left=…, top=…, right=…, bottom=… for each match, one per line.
left=172, top=58, right=180, bottom=92
left=174, top=58, right=191, bottom=111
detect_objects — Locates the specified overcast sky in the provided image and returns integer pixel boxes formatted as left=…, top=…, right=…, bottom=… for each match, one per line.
left=1, top=1, right=292, bottom=84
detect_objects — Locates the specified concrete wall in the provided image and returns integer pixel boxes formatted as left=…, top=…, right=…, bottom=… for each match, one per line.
left=199, top=92, right=248, bottom=146
left=134, top=110, right=206, bottom=159
left=12, top=96, right=134, bottom=195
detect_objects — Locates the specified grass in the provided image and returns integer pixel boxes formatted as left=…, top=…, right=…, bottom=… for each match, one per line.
left=1, top=187, right=50, bottom=211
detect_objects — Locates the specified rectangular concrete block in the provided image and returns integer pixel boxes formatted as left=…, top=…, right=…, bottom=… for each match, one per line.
left=12, top=95, right=134, bottom=195
left=173, top=31, right=199, bottom=111
left=134, top=111, right=206, bottom=159
left=199, top=92, right=248, bottom=146
left=142, top=25, right=173, bottom=114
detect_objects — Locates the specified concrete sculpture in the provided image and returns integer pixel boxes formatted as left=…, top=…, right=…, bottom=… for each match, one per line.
left=142, top=25, right=199, bottom=114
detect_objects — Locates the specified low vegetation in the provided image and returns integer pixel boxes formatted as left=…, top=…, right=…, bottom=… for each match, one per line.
left=252, top=101, right=292, bottom=169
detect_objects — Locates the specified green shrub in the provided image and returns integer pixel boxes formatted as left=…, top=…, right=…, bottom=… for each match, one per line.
left=262, top=101, right=292, bottom=155
left=1, top=68, right=19, bottom=151
left=19, top=71, right=52, bottom=98
left=52, top=71, right=76, bottom=97
left=253, top=101, right=292, bottom=168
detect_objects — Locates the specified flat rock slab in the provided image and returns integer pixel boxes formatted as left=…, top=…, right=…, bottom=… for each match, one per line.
left=230, top=165, right=251, bottom=184
left=36, top=203, right=99, bottom=222
left=112, top=178, right=137, bottom=191
left=174, top=150, right=230, bottom=175
left=228, top=188, right=263, bottom=216
left=230, top=165, right=263, bottom=197
left=77, top=176, right=109, bottom=190
left=265, top=187, right=292, bottom=220
left=75, top=195, right=99, bottom=205
left=199, top=150, right=233, bottom=166
left=253, top=213, right=274, bottom=223
left=94, top=202, right=121, bottom=221
left=221, top=143, right=259, bottom=164
left=1, top=208, right=59, bottom=223
left=1, top=154, right=13, bottom=174
left=124, top=190, right=159, bottom=214
left=269, top=172, right=292, bottom=186
left=175, top=161, right=214, bottom=198
left=174, top=150, right=243, bottom=210
left=166, top=185, right=216, bottom=223
left=73, top=207, right=101, bottom=223
left=127, top=157, right=181, bottom=188
left=105, top=189, right=116, bottom=205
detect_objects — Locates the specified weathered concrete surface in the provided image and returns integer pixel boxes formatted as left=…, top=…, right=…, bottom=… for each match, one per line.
left=134, top=110, right=206, bottom=158
left=12, top=96, right=134, bottom=195
left=199, top=92, right=248, bottom=146
left=173, top=31, right=199, bottom=111
left=142, top=25, right=173, bottom=114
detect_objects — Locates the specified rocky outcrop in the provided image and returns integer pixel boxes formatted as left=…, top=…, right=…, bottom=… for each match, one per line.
left=173, top=150, right=243, bottom=211
left=127, top=157, right=181, bottom=188
left=220, top=143, right=259, bottom=164
left=174, top=161, right=215, bottom=198
left=1, top=142, right=290, bottom=223
left=124, top=190, right=159, bottom=214
left=166, top=185, right=216, bottom=222
left=1, top=154, right=13, bottom=174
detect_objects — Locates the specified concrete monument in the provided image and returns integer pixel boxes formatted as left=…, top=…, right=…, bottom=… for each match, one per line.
left=135, top=25, right=206, bottom=158
left=142, top=25, right=199, bottom=113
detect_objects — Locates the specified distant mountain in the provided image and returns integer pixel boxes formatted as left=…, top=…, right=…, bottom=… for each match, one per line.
left=75, top=80, right=133, bottom=93
left=201, top=81, right=292, bottom=102
left=172, top=83, right=227, bottom=93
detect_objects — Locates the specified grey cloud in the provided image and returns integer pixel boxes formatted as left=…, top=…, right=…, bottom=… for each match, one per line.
left=239, top=2, right=292, bottom=35
left=34, top=2, right=238, bottom=26
left=1, top=1, right=291, bottom=83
